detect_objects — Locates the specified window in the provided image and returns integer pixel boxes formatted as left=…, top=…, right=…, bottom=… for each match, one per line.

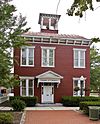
left=21, top=47, right=35, bottom=66
left=20, top=78, right=34, bottom=96
left=41, top=47, right=55, bottom=67
left=73, top=78, right=85, bottom=96
left=73, top=49, right=86, bottom=68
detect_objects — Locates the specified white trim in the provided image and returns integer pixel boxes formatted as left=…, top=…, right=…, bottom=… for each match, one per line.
left=73, top=48, right=86, bottom=51
left=73, top=48, right=86, bottom=68
left=20, top=78, right=34, bottom=97
left=73, top=77, right=85, bottom=96
left=36, top=70, right=63, bottom=79
left=20, top=76, right=34, bottom=79
left=20, top=46, right=35, bottom=67
left=41, top=46, right=56, bottom=49
left=41, top=47, right=55, bottom=67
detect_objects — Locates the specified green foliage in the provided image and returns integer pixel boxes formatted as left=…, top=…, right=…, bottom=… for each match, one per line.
left=61, top=96, right=100, bottom=107
left=10, top=96, right=38, bottom=107
left=67, top=0, right=93, bottom=17
left=11, top=99, right=26, bottom=111
left=0, top=112, right=13, bottom=124
left=0, top=0, right=30, bottom=88
left=90, top=45, right=100, bottom=91
left=79, top=101, right=100, bottom=114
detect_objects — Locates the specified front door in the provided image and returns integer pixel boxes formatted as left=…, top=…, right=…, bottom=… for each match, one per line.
left=42, top=85, right=54, bottom=103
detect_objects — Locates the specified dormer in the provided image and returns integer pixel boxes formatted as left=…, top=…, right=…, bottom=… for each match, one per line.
left=38, top=13, right=61, bottom=34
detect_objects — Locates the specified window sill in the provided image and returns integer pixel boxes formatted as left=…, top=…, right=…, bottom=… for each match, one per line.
left=20, top=65, right=34, bottom=67
left=74, top=66, right=85, bottom=69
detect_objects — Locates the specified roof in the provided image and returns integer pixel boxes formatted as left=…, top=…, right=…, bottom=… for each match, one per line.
left=23, top=32, right=90, bottom=40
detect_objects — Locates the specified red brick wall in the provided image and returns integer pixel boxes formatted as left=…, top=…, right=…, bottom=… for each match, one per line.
left=14, top=43, right=90, bottom=103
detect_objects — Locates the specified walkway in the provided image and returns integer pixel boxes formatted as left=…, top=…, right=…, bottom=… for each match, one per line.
left=24, top=108, right=100, bottom=124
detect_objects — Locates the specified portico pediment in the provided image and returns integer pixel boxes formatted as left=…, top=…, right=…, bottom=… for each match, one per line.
left=36, top=70, right=63, bottom=79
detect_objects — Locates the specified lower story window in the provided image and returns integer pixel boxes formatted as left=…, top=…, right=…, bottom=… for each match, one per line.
left=73, top=78, right=85, bottom=96
left=20, top=79, right=34, bottom=96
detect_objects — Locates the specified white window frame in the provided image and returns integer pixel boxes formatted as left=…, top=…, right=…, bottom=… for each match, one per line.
left=73, top=78, right=85, bottom=96
left=41, top=47, right=55, bottom=67
left=20, top=77, right=34, bottom=96
left=73, top=48, right=86, bottom=68
left=20, top=46, right=35, bottom=67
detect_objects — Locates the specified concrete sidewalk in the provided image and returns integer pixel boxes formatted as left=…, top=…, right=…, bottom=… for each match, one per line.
left=0, top=106, right=79, bottom=111
left=25, top=107, right=79, bottom=111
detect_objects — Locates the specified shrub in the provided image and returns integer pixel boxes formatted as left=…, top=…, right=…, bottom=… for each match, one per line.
left=10, top=96, right=38, bottom=107
left=61, top=96, right=100, bottom=107
left=79, top=101, right=100, bottom=115
left=11, top=99, right=26, bottom=111
left=0, top=112, right=13, bottom=124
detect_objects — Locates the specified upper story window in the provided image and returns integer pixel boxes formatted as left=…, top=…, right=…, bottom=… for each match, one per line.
left=73, top=48, right=86, bottom=68
left=21, top=46, right=35, bottom=66
left=41, top=47, right=55, bottom=67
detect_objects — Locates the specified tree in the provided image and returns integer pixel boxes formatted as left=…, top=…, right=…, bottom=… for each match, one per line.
left=67, top=0, right=100, bottom=17
left=90, top=45, right=100, bottom=92
left=0, top=0, right=29, bottom=88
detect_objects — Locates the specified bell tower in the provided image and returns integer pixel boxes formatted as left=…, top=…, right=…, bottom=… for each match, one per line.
left=38, top=13, right=61, bottom=34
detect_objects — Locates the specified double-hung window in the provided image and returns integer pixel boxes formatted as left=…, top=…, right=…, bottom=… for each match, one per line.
left=41, top=47, right=55, bottom=67
left=20, top=78, right=34, bottom=96
left=21, top=47, right=35, bottom=66
left=73, top=48, right=86, bottom=68
left=73, top=78, right=85, bottom=96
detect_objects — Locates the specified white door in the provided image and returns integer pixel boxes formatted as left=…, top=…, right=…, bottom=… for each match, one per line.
left=42, top=86, right=54, bottom=103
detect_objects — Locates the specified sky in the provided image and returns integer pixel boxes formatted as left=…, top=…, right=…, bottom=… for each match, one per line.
left=12, top=0, right=100, bottom=47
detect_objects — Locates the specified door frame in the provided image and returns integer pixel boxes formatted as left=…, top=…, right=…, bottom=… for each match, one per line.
left=41, top=83, right=54, bottom=103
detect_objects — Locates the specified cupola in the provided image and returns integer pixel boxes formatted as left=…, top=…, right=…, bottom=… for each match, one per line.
left=38, top=13, right=61, bottom=34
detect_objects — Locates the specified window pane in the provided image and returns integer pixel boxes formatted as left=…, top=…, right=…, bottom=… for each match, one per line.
left=74, top=60, right=78, bottom=66
left=74, top=80, right=78, bottom=87
left=49, top=58, right=53, bottom=66
left=22, top=80, right=26, bottom=87
left=80, top=51, right=84, bottom=59
left=75, top=51, right=78, bottom=59
left=22, top=48, right=26, bottom=65
left=22, top=88, right=26, bottom=96
left=80, top=59, right=84, bottom=66
left=49, top=49, right=53, bottom=57
left=43, top=49, right=47, bottom=58
left=29, top=80, right=33, bottom=87
left=29, top=88, right=33, bottom=95
left=28, top=48, right=33, bottom=65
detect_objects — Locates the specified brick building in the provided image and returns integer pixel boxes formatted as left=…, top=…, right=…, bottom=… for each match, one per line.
left=14, top=13, right=91, bottom=103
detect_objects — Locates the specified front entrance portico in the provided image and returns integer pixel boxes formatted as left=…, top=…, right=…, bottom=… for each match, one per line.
left=36, top=70, right=63, bottom=103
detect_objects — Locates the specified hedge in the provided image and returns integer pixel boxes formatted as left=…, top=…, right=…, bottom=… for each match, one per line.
left=9, top=96, right=38, bottom=107
left=61, top=96, right=100, bottom=107
left=79, top=101, right=100, bottom=115
left=0, top=112, right=13, bottom=124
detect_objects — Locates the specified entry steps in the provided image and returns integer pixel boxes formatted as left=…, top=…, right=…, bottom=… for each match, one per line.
left=36, top=103, right=63, bottom=107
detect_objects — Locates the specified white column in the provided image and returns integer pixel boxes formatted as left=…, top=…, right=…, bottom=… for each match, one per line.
left=26, top=79, right=28, bottom=96
left=55, top=19, right=58, bottom=30
left=40, top=16, right=43, bottom=29
left=49, top=18, right=51, bottom=29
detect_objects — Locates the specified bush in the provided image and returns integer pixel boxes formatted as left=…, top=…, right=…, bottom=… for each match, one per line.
left=61, top=96, right=100, bottom=107
left=0, top=112, right=13, bottom=124
left=79, top=101, right=100, bottom=115
left=11, top=99, right=26, bottom=111
left=10, top=96, right=38, bottom=107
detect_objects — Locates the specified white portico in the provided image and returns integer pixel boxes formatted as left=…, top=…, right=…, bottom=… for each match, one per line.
left=36, top=71, right=63, bottom=103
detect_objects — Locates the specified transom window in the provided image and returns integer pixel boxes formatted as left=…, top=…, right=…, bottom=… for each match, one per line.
left=21, top=47, right=35, bottom=66
left=73, top=48, right=86, bottom=68
left=41, top=47, right=55, bottom=67
left=73, top=78, right=85, bottom=96
left=20, top=78, right=34, bottom=96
